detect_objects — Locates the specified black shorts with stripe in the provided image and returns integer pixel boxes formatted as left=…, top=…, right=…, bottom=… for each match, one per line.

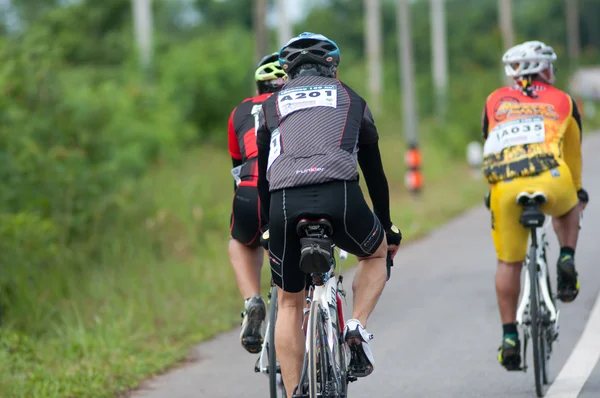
left=230, top=185, right=265, bottom=248
left=268, top=180, right=384, bottom=293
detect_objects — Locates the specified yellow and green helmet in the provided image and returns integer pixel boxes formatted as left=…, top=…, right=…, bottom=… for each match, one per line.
left=255, top=52, right=287, bottom=93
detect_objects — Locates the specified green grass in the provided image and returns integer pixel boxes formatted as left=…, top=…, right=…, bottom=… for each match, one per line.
left=0, top=125, right=488, bottom=397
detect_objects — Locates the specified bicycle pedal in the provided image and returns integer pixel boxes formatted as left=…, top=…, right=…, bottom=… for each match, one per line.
left=292, top=386, right=309, bottom=398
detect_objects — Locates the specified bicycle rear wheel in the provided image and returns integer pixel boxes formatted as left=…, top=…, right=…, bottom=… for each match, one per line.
left=267, top=285, right=286, bottom=398
left=308, top=300, right=330, bottom=397
left=528, top=235, right=546, bottom=397
left=329, top=296, right=347, bottom=396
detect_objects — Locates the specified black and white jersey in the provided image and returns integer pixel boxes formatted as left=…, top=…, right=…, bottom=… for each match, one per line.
left=257, top=75, right=379, bottom=191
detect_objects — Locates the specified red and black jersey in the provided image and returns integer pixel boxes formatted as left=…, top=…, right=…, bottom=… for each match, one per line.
left=228, top=93, right=273, bottom=187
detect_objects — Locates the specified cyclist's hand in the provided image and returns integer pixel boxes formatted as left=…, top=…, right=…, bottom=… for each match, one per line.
left=259, top=227, right=270, bottom=251
left=578, top=188, right=589, bottom=211
left=386, top=224, right=402, bottom=260
left=484, top=191, right=491, bottom=210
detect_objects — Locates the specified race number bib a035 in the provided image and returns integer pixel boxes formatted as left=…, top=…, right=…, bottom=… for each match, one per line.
left=277, top=85, right=337, bottom=118
left=484, top=117, right=546, bottom=155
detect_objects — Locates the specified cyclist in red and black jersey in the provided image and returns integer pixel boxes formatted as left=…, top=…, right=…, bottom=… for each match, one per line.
left=227, top=52, right=287, bottom=354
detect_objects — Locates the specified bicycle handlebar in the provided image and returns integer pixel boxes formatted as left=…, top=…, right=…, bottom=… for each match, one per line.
left=338, top=249, right=393, bottom=280
left=386, top=251, right=393, bottom=281
left=339, top=249, right=348, bottom=261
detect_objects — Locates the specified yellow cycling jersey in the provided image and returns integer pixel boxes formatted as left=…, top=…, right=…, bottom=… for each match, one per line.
left=481, top=82, right=582, bottom=190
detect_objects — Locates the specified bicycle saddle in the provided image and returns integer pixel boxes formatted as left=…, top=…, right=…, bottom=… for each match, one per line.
left=296, top=218, right=334, bottom=276
left=516, top=192, right=547, bottom=228
left=296, top=218, right=333, bottom=237
left=516, top=191, right=548, bottom=207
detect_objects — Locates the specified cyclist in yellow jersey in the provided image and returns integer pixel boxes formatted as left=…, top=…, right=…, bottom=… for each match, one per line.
left=481, top=41, right=589, bottom=370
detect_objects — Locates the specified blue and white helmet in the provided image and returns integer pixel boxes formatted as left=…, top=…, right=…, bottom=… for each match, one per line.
left=278, top=32, right=341, bottom=74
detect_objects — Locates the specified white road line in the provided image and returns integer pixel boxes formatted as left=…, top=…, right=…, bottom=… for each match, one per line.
left=545, top=291, right=600, bottom=398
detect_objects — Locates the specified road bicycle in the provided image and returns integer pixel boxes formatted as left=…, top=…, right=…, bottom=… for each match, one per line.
left=289, top=218, right=350, bottom=398
left=255, top=219, right=350, bottom=398
left=256, top=218, right=393, bottom=397
left=514, top=191, right=557, bottom=397
left=514, top=192, right=584, bottom=397
left=292, top=218, right=393, bottom=398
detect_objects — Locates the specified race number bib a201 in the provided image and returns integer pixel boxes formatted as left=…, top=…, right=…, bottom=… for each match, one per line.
left=267, top=128, right=281, bottom=171
left=277, top=85, right=337, bottom=118
left=484, top=117, right=546, bottom=155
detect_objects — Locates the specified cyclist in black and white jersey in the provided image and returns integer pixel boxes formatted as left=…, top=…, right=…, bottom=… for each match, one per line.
left=256, top=32, right=402, bottom=395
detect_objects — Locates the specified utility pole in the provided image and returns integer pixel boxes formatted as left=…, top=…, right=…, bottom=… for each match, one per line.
left=498, top=0, right=515, bottom=85
left=565, top=0, right=583, bottom=118
left=131, top=0, right=154, bottom=74
left=397, top=0, right=422, bottom=194
left=276, top=0, right=293, bottom=47
left=565, top=0, right=581, bottom=71
left=254, top=0, right=268, bottom=64
left=364, top=0, right=383, bottom=115
left=430, top=0, right=448, bottom=122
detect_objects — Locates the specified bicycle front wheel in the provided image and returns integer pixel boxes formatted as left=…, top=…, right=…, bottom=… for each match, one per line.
left=528, top=239, right=546, bottom=397
left=308, top=300, right=329, bottom=397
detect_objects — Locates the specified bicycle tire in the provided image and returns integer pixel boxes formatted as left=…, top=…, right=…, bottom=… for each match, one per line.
left=267, top=285, right=286, bottom=398
left=528, top=233, right=546, bottom=397
left=329, top=299, right=347, bottom=395
left=542, top=255, right=552, bottom=386
left=540, top=304, right=549, bottom=386
left=308, top=300, right=329, bottom=397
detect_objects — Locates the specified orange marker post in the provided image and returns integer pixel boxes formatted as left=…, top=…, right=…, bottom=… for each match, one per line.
left=405, top=143, right=423, bottom=194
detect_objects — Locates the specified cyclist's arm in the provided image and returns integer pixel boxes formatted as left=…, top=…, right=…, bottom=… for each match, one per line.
left=228, top=109, right=243, bottom=192
left=562, top=96, right=583, bottom=191
left=481, top=103, right=489, bottom=141
left=256, top=107, right=271, bottom=224
left=357, top=104, right=392, bottom=230
left=481, top=100, right=495, bottom=201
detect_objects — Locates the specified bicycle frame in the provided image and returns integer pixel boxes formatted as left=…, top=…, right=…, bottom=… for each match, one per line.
left=256, top=250, right=348, bottom=388
left=305, top=267, right=345, bottom=356
left=256, top=283, right=278, bottom=375
left=515, top=217, right=559, bottom=365
left=256, top=329, right=269, bottom=372
left=295, top=247, right=349, bottom=397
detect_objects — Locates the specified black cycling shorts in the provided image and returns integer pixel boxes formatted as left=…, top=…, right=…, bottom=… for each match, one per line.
left=268, top=180, right=385, bottom=293
left=230, top=185, right=264, bottom=248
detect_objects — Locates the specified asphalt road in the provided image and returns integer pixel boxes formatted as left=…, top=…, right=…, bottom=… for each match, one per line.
left=132, top=133, right=600, bottom=398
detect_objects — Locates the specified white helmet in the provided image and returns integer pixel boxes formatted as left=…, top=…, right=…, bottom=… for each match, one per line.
left=502, top=40, right=557, bottom=84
